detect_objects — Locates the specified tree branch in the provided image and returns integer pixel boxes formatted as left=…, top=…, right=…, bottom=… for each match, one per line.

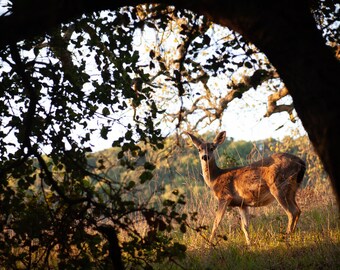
left=264, top=86, right=295, bottom=121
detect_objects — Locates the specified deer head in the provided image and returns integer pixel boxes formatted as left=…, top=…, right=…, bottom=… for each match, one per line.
left=185, top=131, right=226, bottom=163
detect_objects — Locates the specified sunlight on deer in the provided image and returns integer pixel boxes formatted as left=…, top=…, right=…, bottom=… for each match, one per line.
left=185, top=131, right=306, bottom=245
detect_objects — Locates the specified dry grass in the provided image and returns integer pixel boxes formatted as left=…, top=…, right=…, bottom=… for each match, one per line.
left=156, top=179, right=340, bottom=270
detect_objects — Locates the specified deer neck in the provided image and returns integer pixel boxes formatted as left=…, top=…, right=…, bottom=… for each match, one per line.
left=201, top=158, right=221, bottom=188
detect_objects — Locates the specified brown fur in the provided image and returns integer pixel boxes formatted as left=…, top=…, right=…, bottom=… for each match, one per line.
left=185, top=131, right=306, bottom=244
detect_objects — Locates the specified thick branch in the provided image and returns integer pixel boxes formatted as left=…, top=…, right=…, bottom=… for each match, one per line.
left=264, top=86, right=295, bottom=121
left=97, top=225, right=124, bottom=270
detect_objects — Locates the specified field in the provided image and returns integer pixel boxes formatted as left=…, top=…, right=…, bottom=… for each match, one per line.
left=70, top=137, right=340, bottom=269
left=156, top=180, right=340, bottom=270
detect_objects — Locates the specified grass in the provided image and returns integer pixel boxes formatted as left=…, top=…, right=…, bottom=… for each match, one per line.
left=179, top=224, right=340, bottom=270
left=155, top=182, right=340, bottom=270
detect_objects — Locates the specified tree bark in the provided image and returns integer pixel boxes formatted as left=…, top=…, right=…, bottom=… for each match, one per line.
left=1, top=0, right=339, bottom=203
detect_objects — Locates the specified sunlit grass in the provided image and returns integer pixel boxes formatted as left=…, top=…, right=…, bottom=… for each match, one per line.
left=155, top=181, right=340, bottom=269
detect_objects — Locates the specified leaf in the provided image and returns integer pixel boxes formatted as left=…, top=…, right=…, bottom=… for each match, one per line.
left=180, top=223, right=186, bottom=233
left=246, top=49, right=254, bottom=56
left=156, top=143, right=164, bottom=149
left=203, top=34, right=211, bottom=45
left=33, top=47, right=40, bottom=57
left=149, top=50, right=155, bottom=59
left=144, top=162, right=155, bottom=170
left=244, top=61, right=253, bottom=69
left=126, top=181, right=135, bottom=190
left=100, top=126, right=110, bottom=140
left=118, top=151, right=124, bottom=159
left=158, top=219, right=167, bottom=231
left=146, top=22, right=157, bottom=29
left=102, top=107, right=110, bottom=116
left=172, top=189, right=179, bottom=195
left=159, top=62, right=166, bottom=70
left=139, top=171, right=153, bottom=183
left=125, top=130, right=133, bottom=140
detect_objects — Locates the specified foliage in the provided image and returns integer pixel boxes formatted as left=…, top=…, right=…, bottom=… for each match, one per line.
left=312, top=0, right=340, bottom=52
left=0, top=7, right=187, bottom=269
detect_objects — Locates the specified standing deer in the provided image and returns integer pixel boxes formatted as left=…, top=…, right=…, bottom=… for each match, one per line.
left=185, top=131, right=305, bottom=244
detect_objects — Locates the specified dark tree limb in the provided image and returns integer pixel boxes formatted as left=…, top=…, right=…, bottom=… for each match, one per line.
left=97, top=225, right=124, bottom=270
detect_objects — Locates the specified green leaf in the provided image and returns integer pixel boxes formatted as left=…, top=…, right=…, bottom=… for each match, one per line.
left=126, top=181, right=135, bottom=190
left=100, top=126, right=110, bottom=139
left=102, top=107, right=110, bottom=116
left=244, top=61, right=253, bottom=68
left=144, top=162, right=155, bottom=170
left=139, top=171, right=153, bottom=183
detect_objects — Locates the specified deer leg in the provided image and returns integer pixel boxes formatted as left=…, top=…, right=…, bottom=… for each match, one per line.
left=239, top=206, right=251, bottom=245
left=282, top=190, right=301, bottom=233
left=289, top=199, right=301, bottom=232
left=270, top=188, right=301, bottom=234
left=284, top=201, right=301, bottom=234
left=286, top=181, right=301, bottom=233
left=210, top=200, right=228, bottom=242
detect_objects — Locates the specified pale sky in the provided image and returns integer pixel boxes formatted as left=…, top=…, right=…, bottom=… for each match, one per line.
left=0, top=0, right=9, bottom=16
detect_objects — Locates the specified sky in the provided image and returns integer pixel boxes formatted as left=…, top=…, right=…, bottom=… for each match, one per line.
left=0, top=0, right=9, bottom=15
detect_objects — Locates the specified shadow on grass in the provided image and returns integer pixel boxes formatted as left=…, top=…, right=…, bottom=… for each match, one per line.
left=180, top=238, right=340, bottom=270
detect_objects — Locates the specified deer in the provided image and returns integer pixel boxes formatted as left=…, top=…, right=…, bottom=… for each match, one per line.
left=185, top=131, right=306, bottom=245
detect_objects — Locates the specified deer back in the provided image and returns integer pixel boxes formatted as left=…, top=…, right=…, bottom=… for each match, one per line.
left=211, top=153, right=305, bottom=207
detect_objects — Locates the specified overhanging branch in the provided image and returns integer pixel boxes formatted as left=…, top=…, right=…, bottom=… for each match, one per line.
left=264, top=86, right=295, bottom=122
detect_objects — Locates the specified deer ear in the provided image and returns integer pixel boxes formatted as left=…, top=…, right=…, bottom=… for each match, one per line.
left=213, top=131, right=226, bottom=145
left=184, top=132, right=203, bottom=148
